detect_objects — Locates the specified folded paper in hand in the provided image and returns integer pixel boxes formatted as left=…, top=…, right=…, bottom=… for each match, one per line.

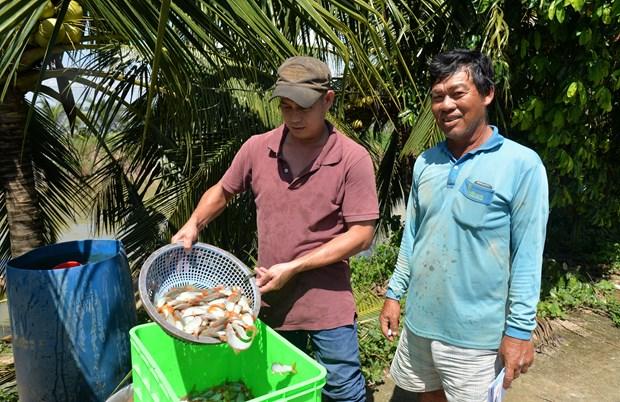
left=487, top=368, right=506, bottom=402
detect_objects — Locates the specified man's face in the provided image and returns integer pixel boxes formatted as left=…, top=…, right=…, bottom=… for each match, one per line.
left=430, top=69, right=494, bottom=143
left=279, top=91, right=334, bottom=141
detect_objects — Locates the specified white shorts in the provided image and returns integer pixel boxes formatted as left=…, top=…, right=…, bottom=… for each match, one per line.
left=390, top=327, right=501, bottom=402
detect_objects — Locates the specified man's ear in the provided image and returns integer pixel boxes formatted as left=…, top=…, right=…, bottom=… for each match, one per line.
left=324, top=90, right=336, bottom=107
left=483, top=86, right=495, bottom=106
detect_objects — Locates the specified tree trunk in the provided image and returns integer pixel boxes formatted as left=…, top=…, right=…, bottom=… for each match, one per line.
left=0, top=89, right=45, bottom=259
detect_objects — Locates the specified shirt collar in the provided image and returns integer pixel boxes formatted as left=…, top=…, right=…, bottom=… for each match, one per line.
left=439, top=125, right=504, bottom=160
left=476, top=125, right=504, bottom=152
left=266, top=122, right=342, bottom=166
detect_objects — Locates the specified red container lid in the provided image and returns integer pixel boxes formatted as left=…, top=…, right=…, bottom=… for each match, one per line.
left=52, top=261, right=82, bottom=269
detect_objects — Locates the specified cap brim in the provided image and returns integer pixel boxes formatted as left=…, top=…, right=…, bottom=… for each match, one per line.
left=270, top=84, right=324, bottom=108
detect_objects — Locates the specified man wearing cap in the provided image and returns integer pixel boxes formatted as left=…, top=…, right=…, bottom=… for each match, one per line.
left=172, top=56, right=378, bottom=402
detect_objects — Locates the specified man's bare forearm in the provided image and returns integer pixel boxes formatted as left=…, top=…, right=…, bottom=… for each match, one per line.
left=287, top=220, right=375, bottom=274
left=188, top=181, right=233, bottom=230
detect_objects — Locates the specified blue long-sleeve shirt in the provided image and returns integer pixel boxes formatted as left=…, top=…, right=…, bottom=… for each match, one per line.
left=386, top=127, right=549, bottom=349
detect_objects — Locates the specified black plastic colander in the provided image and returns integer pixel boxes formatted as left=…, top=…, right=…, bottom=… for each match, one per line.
left=138, top=242, right=260, bottom=344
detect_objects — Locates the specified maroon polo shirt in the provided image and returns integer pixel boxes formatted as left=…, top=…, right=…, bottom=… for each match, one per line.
left=220, top=123, right=379, bottom=330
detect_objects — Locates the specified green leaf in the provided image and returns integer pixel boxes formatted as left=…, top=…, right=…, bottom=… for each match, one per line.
left=595, top=87, right=613, bottom=112
left=551, top=109, right=564, bottom=129
left=612, top=69, right=620, bottom=91
left=548, top=133, right=560, bottom=147
left=556, top=6, right=566, bottom=23
left=534, top=31, right=542, bottom=50
left=548, top=0, right=557, bottom=20
left=601, top=5, right=612, bottom=24
left=519, top=110, right=533, bottom=130
left=552, top=109, right=565, bottom=129
left=596, top=5, right=603, bottom=17
left=588, top=60, right=609, bottom=84
left=570, top=0, right=585, bottom=12
left=534, top=99, right=545, bottom=118
left=578, top=28, right=592, bottom=45
left=578, top=82, right=588, bottom=106
left=475, top=0, right=493, bottom=13
left=520, top=38, right=529, bottom=59
left=566, top=81, right=579, bottom=99
left=549, top=302, right=563, bottom=317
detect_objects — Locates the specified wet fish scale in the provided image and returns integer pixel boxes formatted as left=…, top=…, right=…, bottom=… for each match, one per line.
left=180, top=381, right=254, bottom=402
left=155, top=284, right=257, bottom=352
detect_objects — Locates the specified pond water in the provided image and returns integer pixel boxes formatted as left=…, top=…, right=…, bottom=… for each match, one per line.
left=58, top=219, right=116, bottom=243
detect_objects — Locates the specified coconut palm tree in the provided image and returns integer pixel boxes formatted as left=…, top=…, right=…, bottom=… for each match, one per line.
left=0, top=26, right=84, bottom=274
left=2, top=0, right=510, bottom=275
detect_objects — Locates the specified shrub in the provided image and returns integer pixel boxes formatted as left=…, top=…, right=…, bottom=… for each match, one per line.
left=351, top=227, right=402, bottom=385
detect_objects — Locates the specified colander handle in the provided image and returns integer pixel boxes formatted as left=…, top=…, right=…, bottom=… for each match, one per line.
left=174, top=240, right=194, bottom=251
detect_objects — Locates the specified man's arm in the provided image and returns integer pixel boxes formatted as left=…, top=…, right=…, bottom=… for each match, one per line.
left=171, top=180, right=234, bottom=250
left=255, top=220, right=375, bottom=293
left=501, top=160, right=549, bottom=388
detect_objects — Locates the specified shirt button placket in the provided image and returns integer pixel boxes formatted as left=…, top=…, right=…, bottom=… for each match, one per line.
left=448, top=164, right=459, bottom=187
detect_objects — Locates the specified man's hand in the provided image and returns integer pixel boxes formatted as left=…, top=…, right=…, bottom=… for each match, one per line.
left=171, top=182, right=232, bottom=250
left=171, top=219, right=199, bottom=251
left=255, top=262, right=298, bottom=294
left=499, top=335, right=535, bottom=389
left=379, top=298, right=401, bottom=341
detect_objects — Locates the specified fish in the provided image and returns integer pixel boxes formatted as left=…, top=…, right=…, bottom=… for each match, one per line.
left=180, top=381, right=253, bottom=402
left=181, top=306, right=209, bottom=317
left=240, top=312, right=255, bottom=327
left=271, top=362, right=297, bottom=375
left=155, top=284, right=257, bottom=352
left=175, top=291, right=204, bottom=302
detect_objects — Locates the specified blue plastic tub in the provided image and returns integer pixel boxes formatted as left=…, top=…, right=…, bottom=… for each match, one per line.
left=6, top=239, right=137, bottom=402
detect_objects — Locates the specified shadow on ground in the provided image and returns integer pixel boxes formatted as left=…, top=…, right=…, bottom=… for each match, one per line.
left=369, top=310, right=620, bottom=402
left=367, top=384, right=418, bottom=402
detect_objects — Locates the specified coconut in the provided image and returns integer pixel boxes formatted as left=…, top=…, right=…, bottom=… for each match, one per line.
left=34, top=18, right=66, bottom=48
left=65, top=1, right=83, bottom=22
left=40, top=1, right=55, bottom=19
left=63, top=23, right=83, bottom=45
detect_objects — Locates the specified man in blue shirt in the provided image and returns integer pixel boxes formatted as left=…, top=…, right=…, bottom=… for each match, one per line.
left=380, top=49, right=549, bottom=401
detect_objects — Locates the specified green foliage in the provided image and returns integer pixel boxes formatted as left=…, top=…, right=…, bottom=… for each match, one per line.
left=538, top=259, right=620, bottom=326
left=350, top=226, right=402, bottom=385
left=0, top=342, right=16, bottom=402
left=358, top=320, right=399, bottom=386
left=599, top=242, right=620, bottom=272
left=504, top=0, right=620, bottom=239
left=0, top=389, right=18, bottom=402
left=351, top=223, right=402, bottom=322
left=350, top=238, right=399, bottom=293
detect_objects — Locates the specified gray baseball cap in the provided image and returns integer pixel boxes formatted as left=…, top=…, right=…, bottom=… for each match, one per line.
left=270, top=56, right=331, bottom=108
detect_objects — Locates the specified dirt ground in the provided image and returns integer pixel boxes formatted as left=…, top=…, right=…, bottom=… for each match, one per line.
left=368, top=310, right=620, bottom=402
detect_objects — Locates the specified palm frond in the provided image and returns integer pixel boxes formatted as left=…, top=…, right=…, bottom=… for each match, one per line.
left=400, top=95, right=443, bottom=158
left=30, top=103, right=87, bottom=243
left=0, top=192, right=12, bottom=279
left=354, top=289, right=384, bottom=324
left=2, top=0, right=481, bottom=276
left=0, top=0, right=49, bottom=99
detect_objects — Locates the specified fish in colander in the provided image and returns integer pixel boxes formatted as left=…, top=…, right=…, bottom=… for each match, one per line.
left=155, top=285, right=256, bottom=352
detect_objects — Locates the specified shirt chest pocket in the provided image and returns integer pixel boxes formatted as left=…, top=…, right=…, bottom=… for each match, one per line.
left=451, top=178, right=494, bottom=228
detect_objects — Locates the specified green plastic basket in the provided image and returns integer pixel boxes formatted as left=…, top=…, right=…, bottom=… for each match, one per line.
left=130, top=320, right=326, bottom=402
